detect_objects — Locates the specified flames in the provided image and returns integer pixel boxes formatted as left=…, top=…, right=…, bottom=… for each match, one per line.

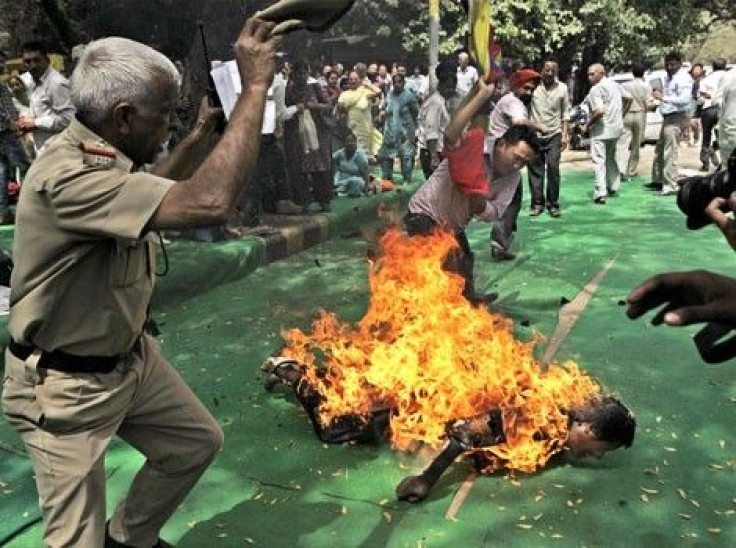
left=282, top=228, right=600, bottom=473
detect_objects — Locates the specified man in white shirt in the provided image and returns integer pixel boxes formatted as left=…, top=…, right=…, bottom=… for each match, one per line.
left=456, top=52, right=479, bottom=99
left=583, top=63, right=627, bottom=203
left=698, top=58, right=728, bottom=171
left=239, top=71, right=303, bottom=227
left=651, top=51, right=692, bottom=196
left=717, top=66, right=736, bottom=169
left=17, top=41, right=75, bottom=151
left=416, top=60, right=460, bottom=178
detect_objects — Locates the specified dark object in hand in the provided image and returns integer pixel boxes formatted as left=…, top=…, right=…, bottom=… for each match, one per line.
left=678, top=148, right=736, bottom=230
left=396, top=411, right=505, bottom=503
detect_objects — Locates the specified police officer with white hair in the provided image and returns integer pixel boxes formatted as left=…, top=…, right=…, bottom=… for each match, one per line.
left=2, top=18, right=280, bottom=548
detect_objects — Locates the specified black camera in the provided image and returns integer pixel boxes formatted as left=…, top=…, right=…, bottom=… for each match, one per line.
left=677, top=148, right=736, bottom=230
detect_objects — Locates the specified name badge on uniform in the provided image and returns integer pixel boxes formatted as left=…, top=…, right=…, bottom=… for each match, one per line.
left=80, top=141, right=117, bottom=168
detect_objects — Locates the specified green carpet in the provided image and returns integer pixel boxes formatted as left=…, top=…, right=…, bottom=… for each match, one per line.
left=1, top=169, right=734, bottom=547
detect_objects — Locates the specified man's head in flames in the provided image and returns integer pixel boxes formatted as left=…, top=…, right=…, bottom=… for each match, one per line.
left=565, top=396, right=636, bottom=460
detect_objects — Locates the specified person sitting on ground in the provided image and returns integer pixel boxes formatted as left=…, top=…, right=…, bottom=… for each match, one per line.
left=333, top=130, right=371, bottom=197
left=405, top=74, right=540, bottom=304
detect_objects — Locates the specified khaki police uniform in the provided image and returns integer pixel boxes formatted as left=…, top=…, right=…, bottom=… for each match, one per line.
left=2, top=119, right=224, bottom=547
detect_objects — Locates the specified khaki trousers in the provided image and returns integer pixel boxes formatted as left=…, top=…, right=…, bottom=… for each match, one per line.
left=590, top=138, right=621, bottom=199
left=652, top=112, right=686, bottom=188
left=617, top=111, right=646, bottom=177
left=2, top=334, right=224, bottom=548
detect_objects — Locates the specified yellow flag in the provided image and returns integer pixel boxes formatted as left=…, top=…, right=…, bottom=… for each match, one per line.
left=468, top=0, right=501, bottom=76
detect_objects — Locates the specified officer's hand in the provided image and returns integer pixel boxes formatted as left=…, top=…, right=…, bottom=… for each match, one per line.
left=234, top=18, right=282, bottom=89
left=193, top=96, right=224, bottom=136
left=626, top=270, right=736, bottom=329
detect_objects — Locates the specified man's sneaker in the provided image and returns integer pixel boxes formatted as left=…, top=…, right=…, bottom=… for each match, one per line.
left=644, top=182, right=662, bottom=190
left=548, top=207, right=561, bottom=218
left=594, top=196, right=606, bottom=204
left=658, top=185, right=679, bottom=196
left=529, top=206, right=544, bottom=217
left=491, top=248, right=516, bottom=261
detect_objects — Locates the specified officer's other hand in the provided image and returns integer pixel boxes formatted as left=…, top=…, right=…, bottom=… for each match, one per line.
left=234, top=18, right=282, bottom=89
left=193, top=96, right=224, bottom=136
left=626, top=270, right=736, bottom=329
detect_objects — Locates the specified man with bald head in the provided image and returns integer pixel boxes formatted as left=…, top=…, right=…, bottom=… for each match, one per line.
left=583, top=63, right=626, bottom=204
left=456, top=51, right=479, bottom=98
left=2, top=18, right=281, bottom=547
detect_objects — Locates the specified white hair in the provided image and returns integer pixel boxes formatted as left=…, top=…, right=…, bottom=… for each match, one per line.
left=71, top=37, right=181, bottom=127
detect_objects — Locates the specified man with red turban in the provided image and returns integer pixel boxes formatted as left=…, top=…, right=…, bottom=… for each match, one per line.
left=488, top=68, right=549, bottom=261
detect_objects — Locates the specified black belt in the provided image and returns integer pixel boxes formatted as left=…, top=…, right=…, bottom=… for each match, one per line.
left=8, top=340, right=122, bottom=374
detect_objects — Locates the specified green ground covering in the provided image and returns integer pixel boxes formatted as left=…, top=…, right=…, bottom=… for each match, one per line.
left=1, top=169, right=734, bottom=547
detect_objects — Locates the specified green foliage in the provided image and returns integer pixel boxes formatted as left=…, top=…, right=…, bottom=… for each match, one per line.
left=329, top=0, right=733, bottom=72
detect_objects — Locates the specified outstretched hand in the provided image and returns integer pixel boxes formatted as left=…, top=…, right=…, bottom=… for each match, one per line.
left=626, top=270, right=736, bottom=329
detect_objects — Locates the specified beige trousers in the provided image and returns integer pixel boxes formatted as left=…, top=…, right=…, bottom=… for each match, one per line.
left=617, top=111, right=646, bottom=177
left=2, top=334, right=224, bottom=548
left=652, top=112, right=686, bottom=188
left=590, top=138, right=621, bottom=199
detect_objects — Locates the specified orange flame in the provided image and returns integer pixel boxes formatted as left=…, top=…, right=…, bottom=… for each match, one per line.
left=282, top=228, right=600, bottom=473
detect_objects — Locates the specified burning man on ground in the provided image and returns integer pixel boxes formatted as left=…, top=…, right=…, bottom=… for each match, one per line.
left=263, top=229, right=636, bottom=502
left=405, top=73, right=540, bottom=304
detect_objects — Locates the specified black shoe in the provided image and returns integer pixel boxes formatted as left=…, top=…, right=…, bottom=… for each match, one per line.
left=529, top=206, right=544, bottom=217
left=105, top=529, right=174, bottom=548
left=491, top=248, right=516, bottom=261
left=594, top=196, right=606, bottom=204
left=548, top=207, right=561, bottom=218
left=644, top=182, right=662, bottom=190
left=608, top=190, right=618, bottom=197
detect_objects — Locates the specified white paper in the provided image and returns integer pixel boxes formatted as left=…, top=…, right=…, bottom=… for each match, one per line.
left=210, top=60, right=242, bottom=120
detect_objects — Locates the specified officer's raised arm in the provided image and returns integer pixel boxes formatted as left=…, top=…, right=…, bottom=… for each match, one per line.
left=148, top=18, right=281, bottom=230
